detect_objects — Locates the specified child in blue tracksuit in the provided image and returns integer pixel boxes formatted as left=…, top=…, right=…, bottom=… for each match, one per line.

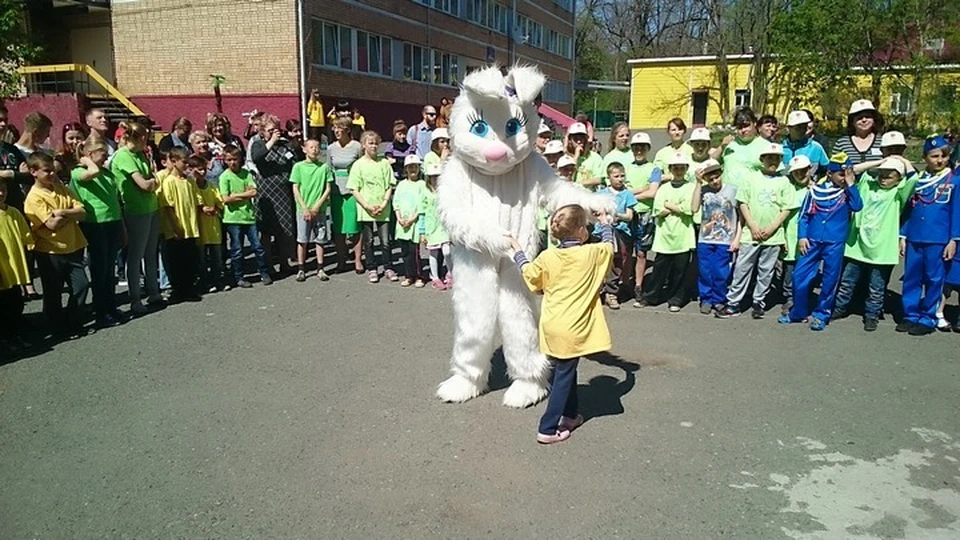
left=898, top=135, right=960, bottom=336
left=779, top=153, right=863, bottom=330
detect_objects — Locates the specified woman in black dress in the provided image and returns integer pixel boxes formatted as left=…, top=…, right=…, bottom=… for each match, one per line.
left=251, top=114, right=298, bottom=276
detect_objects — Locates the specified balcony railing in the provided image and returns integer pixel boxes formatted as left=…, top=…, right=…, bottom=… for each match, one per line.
left=17, top=63, right=144, bottom=116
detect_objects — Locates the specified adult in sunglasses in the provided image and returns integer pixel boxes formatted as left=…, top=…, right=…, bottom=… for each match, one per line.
left=407, top=105, right=438, bottom=160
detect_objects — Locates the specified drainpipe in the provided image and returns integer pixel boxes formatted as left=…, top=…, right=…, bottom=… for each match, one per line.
left=296, top=0, right=308, bottom=134
left=510, top=0, right=516, bottom=66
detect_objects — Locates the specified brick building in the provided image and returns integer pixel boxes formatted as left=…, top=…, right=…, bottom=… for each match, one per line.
left=7, top=0, right=575, bottom=139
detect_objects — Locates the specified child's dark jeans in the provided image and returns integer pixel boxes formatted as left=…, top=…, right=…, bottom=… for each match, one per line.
left=35, top=249, right=89, bottom=331
left=538, top=357, right=580, bottom=436
left=603, top=229, right=634, bottom=298
left=198, top=243, right=225, bottom=289
left=226, top=224, right=269, bottom=282
left=833, top=259, right=893, bottom=321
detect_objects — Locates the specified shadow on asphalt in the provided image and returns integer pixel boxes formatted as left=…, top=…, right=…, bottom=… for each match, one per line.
left=580, top=352, right=639, bottom=422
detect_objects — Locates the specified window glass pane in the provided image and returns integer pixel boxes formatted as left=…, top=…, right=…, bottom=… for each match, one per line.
left=323, top=23, right=338, bottom=66
left=413, top=46, right=424, bottom=81
left=357, top=31, right=368, bottom=72
left=369, top=35, right=381, bottom=74
left=382, top=38, right=392, bottom=77
left=450, top=55, right=459, bottom=85
left=340, top=26, right=352, bottom=69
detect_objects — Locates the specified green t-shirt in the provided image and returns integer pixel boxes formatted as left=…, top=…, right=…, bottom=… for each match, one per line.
left=602, top=147, right=633, bottom=173
left=653, top=142, right=694, bottom=171
left=110, top=147, right=157, bottom=215
left=346, top=157, right=395, bottom=222
left=652, top=180, right=697, bottom=254
left=721, top=136, right=769, bottom=188
left=782, top=184, right=810, bottom=262
left=737, top=170, right=794, bottom=246
left=574, top=151, right=605, bottom=187
left=420, top=188, right=449, bottom=246
left=289, top=160, right=333, bottom=213
left=844, top=174, right=917, bottom=265
left=70, top=166, right=122, bottom=223
left=393, top=179, right=426, bottom=242
left=423, top=151, right=441, bottom=171
left=537, top=206, right=549, bottom=231
left=625, top=161, right=660, bottom=214
left=219, top=168, right=258, bottom=225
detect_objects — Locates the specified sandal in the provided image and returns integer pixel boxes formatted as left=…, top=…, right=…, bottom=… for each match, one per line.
left=413, top=279, right=425, bottom=288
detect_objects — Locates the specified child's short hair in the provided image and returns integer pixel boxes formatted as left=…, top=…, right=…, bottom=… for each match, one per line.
left=167, top=147, right=189, bottom=162
left=285, top=118, right=301, bottom=133
left=222, top=144, right=243, bottom=159
left=79, top=139, right=109, bottom=156
left=27, top=151, right=55, bottom=171
left=23, top=112, right=52, bottom=134
left=187, top=155, right=208, bottom=169
left=606, top=162, right=625, bottom=177
left=360, top=130, right=381, bottom=145
left=550, top=204, right=588, bottom=241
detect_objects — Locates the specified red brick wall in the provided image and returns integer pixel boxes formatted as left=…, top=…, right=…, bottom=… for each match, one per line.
left=130, top=94, right=300, bottom=138
left=2, top=95, right=84, bottom=150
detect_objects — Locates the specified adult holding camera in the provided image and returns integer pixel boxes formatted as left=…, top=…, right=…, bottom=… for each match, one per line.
left=250, top=114, right=298, bottom=277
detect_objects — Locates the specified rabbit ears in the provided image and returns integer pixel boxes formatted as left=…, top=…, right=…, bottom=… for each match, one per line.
left=461, top=64, right=545, bottom=105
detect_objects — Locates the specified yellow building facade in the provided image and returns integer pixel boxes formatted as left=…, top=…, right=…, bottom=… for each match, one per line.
left=628, top=54, right=960, bottom=132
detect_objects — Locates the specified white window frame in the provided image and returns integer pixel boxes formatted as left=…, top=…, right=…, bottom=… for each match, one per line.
left=734, top=89, right=752, bottom=108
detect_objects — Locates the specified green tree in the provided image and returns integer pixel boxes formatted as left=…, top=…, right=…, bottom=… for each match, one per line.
left=0, top=0, right=39, bottom=98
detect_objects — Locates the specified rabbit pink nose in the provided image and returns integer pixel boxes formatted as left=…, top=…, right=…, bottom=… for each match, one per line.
left=483, top=143, right=508, bottom=162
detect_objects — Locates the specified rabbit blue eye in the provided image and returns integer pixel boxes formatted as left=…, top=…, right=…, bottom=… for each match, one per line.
left=470, top=120, right=490, bottom=137
left=505, top=118, right=522, bottom=137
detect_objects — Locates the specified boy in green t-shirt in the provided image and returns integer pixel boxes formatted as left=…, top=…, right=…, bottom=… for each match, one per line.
left=219, top=145, right=271, bottom=288
left=832, top=157, right=916, bottom=331
left=717, top=142, right=793, bottom=320
left=779, top=155, right=813, bottom=316
left=624, top=131, right=663, bottom=302
left=290, top=139, right=333, bottom=282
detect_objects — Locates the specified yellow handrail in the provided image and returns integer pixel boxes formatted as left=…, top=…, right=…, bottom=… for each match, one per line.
left=17, top=63, right=146, bottom=117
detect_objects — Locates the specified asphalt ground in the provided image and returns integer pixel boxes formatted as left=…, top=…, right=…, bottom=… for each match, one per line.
left=2, top=253, right=959, bottom=538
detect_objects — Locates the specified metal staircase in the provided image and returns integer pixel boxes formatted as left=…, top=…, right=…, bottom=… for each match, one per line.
left=17, top=63, right=146, bottom=122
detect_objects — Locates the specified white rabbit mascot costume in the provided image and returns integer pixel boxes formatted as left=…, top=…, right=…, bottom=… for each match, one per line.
left=436, top=65, right=613, bottom=408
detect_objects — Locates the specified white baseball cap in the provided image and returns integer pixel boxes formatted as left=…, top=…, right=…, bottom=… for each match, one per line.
left=880, top=131, right=906, bottom=148
left=403, top=154, right=421, bottom=167
left=425, top=163, right=442, bottom=176
left=698, top=158, right=722, bottom=174
left=431, top=128, right=449, bottom=141
left=667, top=152, right=689, bottom=167
left=567, top=122, right=588, bottom=136
left=760, top=142, right=785, bottom=156
left=786, top=110, right=811, bottom=127
left=543, top=140, right=564, bottom=155
left=849, top=99, right=876, bottom=115
left=557, top=155, right=576, bottom=169
left=877, top=157, right=906, bottom=175
left=688, top=127, right=711, bottom=142
left=788, top=155, right=812, bottom=173
left=538, top=122, right=552, bottom=135
left=629, top=132, right=652, bottom=146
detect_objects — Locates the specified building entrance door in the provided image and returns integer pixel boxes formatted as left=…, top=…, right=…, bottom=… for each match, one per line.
left=691, top=91, right=708, bottom=126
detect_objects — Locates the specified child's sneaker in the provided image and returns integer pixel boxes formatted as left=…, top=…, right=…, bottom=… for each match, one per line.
left=751, top=304, right=765, bottom=319
left=385, top=269, right=399, bottom=282
left=863, top=318, right=879, bottom=332
left=444, top=273, right=453, bottom=288
left=605, top=293, right=620, bottom=310
left=414, top=279, right=425, bottom=288
left=261, top=274, right=273, bottom=286
left=295, top=270, right=306, bottom=282
left=368, top=271, right=380, bottom=283
left=908, top=324, right=936, bottom=336
left=400, top=278, right=413, bottom=287
left=832, top=307, right=849, bottom=320
left=714, top=304, right=740, bottom=318
left=632, top=298, right=648, bottom=309
left=699, top=302, right=712, bottom=315
left=777, top=315, right=806, bottom=324
left=431, top=278, right=447, bottom=290
left=809, top=318, right=826, bottom=331
left=536, top=429, right=572, bottom=445
left=668, top=304, right=681, bottom=313
left=895, top=320, right=915, bottom=333
left=936, top=316, right=950, bottom=332
left=558, top=414, right=584, bottom=432
left=237, top=280, right=253, bottom=288
left=317, top=269, right=330, bottom=281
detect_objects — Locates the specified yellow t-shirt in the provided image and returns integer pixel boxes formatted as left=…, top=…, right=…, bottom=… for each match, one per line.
left=0, top=205, right=34, bottom=290
left=24, top=183, right=88, bottom=254
left=307, top=99, right=325, bottom=128
left=158, top=173, right=201, bottom=240
left=521, top=243, right=614, bottom=359
left=196, top=184, right=223, bottom=245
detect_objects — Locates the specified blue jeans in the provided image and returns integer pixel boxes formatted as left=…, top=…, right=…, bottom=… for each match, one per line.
left=538, top=357, right=580, bottom=436
left=697, top=243, right=732, bottom=306
left=226, top=223, right=269, bottom=282
left=833, top=259, right=893, bottom=321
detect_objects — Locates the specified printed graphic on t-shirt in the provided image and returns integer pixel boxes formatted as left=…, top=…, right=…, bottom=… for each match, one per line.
left=700, top=185, right=738, bottom=245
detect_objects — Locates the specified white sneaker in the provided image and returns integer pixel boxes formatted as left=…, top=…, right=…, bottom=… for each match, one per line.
left=937, top=316, right=950, bottom=330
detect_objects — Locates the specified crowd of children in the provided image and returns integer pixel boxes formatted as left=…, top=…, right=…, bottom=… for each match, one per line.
left=545, top=102, right=959, bottom=338
left=1, top=99, right=959, bottom=355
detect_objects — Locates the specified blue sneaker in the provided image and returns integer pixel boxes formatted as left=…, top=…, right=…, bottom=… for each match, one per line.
left=810, top=318, right=826, bottom=331
left=777, top=315, right=793, bottom=324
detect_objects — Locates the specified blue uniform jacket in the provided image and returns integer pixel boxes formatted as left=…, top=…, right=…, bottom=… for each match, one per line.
left=798, top=180, right=863, bottom=243
left=900, top=166, right=960, bottom=244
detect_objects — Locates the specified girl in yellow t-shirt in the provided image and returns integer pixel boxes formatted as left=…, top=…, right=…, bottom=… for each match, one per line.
left=506, top=204, right=615, bottom=445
